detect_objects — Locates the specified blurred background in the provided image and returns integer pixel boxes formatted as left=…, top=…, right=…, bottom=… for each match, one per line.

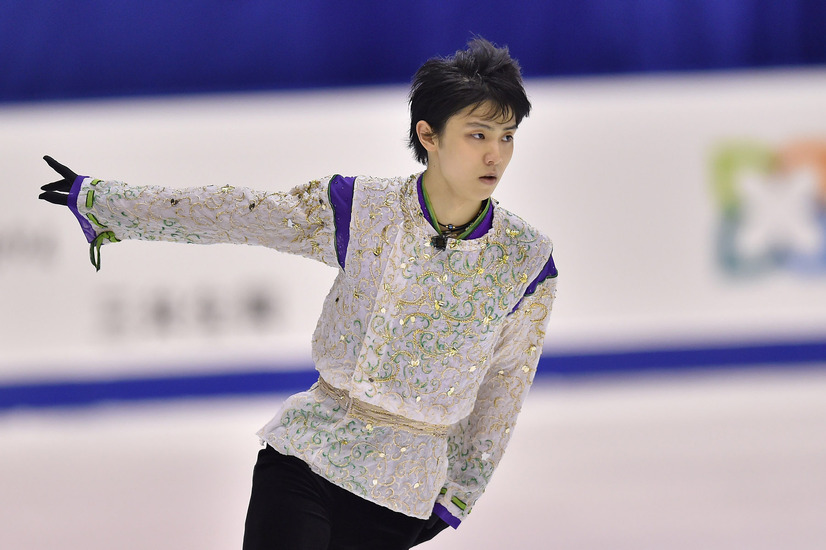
left=1, top=1, right=825, bottom=548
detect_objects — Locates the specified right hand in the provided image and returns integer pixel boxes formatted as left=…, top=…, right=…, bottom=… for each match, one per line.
left=412, top=513, right=450, bottom=546
left=39, top=155, right=78, bottom=207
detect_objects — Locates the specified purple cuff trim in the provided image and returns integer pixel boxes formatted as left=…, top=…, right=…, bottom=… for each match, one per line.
left=328, top=175, right=356, bottom=269
left=433, top=502, right=461, bottom=529
left=416, top=174, right=492, bottom=240
left=67, top=175, right=97, bottom=243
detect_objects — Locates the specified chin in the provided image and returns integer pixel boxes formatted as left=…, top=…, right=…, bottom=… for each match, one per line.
left=480, top=187, right=498, bottom=200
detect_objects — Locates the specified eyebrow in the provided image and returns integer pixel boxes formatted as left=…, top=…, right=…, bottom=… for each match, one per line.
left=465, top=121, right=519, bottom=131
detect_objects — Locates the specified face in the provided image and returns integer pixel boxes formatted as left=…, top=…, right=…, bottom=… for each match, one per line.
left=420, top=102, right=517, bottom=209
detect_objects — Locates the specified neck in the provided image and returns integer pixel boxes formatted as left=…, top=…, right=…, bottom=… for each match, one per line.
left=422, top=170, right=485, bottom=227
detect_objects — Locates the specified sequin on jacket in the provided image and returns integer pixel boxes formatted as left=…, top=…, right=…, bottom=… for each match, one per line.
left=69, top=172, right=558, bottom=524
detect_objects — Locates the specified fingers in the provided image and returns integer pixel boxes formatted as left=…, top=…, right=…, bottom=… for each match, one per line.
left=43, top=155, right=78, bottom=181
left=39, top=191, right=69, bottom=206
left=41, top=179, right=71, bottom=192
left=41, top=155, right=78, bottom=208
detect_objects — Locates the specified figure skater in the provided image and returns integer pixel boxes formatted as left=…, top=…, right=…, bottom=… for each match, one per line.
left=40, top=37, right=558, bottom=550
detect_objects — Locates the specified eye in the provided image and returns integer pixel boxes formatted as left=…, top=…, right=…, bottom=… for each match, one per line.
left=471, top=133, right=485, bottom=140
left=502, top=134, right=514, bottom=142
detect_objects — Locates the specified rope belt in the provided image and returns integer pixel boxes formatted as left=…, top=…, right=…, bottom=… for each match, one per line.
left=316, top=376, right=450, bottom=438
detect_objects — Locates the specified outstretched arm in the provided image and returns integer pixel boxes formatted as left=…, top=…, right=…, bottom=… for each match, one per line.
left=38, top=156, right=343, bottom=271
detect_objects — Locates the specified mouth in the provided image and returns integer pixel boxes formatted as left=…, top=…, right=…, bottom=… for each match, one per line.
left=479, top=174, right=499, bottom=185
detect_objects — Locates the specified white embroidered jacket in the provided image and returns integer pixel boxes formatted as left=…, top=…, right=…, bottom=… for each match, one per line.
left=71, top=172, right=557, bottom=522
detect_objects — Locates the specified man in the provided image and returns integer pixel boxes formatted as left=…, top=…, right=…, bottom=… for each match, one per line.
left=40, top=37, right=558, bottom=549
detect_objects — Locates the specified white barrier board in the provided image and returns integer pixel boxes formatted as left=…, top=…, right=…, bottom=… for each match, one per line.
left=2, top=71, right=825, bottom=382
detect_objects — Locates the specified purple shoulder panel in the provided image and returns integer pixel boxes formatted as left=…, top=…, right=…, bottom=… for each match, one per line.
left=327, top=175, right=357, bottom=269
left=525, top=253, right=558, bottom=295
left=509, top=252, right=558, bottom=315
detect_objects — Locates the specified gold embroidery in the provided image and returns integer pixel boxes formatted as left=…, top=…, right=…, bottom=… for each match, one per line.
left=79, top=172, right=556, bottom=521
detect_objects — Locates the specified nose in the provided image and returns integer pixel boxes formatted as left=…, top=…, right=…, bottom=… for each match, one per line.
left=484, top=142, right=502, bottom=166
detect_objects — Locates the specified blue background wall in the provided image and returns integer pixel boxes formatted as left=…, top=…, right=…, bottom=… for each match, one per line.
left=3, top=0, right=826, bottom=103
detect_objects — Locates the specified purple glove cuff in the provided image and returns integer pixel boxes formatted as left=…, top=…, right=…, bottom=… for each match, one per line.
left=67, top=175, right=97, bottom=243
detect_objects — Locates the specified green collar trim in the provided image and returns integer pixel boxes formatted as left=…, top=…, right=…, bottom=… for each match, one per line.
left=421, top=179, right=490, bottom=240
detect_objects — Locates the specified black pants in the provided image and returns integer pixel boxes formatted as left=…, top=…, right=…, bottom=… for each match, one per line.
left=243, top=445, right=448, bottom=550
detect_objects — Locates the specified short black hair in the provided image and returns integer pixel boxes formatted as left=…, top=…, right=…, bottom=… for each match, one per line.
left=408, top=37, right=531, bottom=165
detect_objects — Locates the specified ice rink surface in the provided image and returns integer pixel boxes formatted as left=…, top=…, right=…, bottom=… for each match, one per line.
left=2, top=365, right=824, bottom=550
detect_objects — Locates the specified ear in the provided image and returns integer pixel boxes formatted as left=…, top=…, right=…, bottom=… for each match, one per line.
left=415, top=120, right=438, bottom=152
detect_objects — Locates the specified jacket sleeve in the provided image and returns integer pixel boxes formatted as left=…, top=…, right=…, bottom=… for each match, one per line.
left=68, top=175, right=340, bottom=270
left=435, top=269, right=558, bottom=526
